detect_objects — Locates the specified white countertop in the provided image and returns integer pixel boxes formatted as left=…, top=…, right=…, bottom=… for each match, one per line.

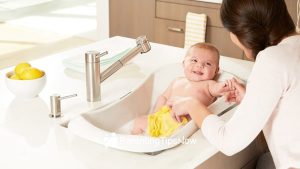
left=0, top=36, right=253, bottom=169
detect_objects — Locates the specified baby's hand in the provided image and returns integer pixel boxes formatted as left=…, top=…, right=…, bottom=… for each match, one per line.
left=216, top=80, right=234, bottom=95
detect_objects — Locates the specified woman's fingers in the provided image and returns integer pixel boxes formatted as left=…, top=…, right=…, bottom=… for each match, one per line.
left=169, top=97, right=192, bottom=122
left=234, top=81, right=245, bottom=92
left=170, top=109, right=182, bottom=122
left=224, top=92, right=230, bottom=102
left=231, top=78, right=246, bottom=103
left=224, top=78, right=233, bottom=90
left=170, top=109, right=176, bottom=121
left=226, top=79, right=234, bottom=90
left=224, top=90, right=235, bottom=102
left=175, top=114, right=182, bottom=122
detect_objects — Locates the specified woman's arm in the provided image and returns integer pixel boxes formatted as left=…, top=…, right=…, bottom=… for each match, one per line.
left=202, top=54, right=284, bottom=155
left=171, top=52, right=284, bottom=156
left=170, top=97, right=211, bottom=125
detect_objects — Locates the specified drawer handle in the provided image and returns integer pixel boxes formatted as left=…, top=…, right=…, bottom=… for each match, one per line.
left=167, top=27, right=184, bottom=33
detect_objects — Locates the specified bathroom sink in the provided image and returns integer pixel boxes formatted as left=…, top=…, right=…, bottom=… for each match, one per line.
left=68, top=63, right=237, bottom=153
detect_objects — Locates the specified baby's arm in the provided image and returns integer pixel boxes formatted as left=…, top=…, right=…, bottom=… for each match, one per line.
left=208, top=80, right=229, bottom=97
left=152, top=79, right=177, bottom=113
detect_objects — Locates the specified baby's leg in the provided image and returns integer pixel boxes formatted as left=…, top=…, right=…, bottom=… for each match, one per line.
left=131, top=115, right=148, bottom=135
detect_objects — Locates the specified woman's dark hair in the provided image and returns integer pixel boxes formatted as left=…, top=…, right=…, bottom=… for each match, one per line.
left=220, top=0, right=295, bottom=60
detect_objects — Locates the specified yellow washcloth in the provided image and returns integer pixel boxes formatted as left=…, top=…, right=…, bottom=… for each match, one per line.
left=148, top=106, right=188, bottom=137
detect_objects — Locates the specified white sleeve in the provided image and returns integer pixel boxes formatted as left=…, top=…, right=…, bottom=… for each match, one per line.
left=201, top=52, right=285, bottom=156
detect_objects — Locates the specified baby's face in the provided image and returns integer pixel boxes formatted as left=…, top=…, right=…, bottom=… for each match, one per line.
left=183, top=47, right=219, bottom=82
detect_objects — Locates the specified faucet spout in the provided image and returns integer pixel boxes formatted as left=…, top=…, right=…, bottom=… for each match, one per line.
left=85, top=51, right=108, bottom=102
left=85, top=36, right=151, bottom=102
left=100, top=35, right=151, bottom=82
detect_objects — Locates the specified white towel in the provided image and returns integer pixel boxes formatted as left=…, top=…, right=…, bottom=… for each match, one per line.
left=184, top=12, right=207, bottom=49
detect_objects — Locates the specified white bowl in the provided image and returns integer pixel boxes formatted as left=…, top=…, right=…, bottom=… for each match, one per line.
left=5, top=71, right=46, bottom=98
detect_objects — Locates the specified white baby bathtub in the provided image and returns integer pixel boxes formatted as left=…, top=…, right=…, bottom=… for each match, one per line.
left=68, top=63, right=236, bottom=153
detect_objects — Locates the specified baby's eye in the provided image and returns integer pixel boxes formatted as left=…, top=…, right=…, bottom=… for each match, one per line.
left=205, top=62, right=212, bottom=66
left=191, top=59, right=197, bottom=63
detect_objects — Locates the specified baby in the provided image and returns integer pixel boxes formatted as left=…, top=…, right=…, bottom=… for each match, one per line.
left=131, top=43, right=228, bottom=137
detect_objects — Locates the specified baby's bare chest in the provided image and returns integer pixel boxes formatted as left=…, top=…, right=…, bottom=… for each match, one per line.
left=170, top=81, right=215, bottom=105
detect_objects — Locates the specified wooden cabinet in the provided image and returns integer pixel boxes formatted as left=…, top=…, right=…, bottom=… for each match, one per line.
left=156, top=1, right=222, bottom=27
left=285, top=0, right=297, bottom=24
left=109, top=0, right=155, bottom=41
left=109, top=0, right=297, bottom=60
left=154, top=0, right=243, bottom=59
left=196, top=132, right=268, bottom=169
left=154, top=18, right=185, bottom=47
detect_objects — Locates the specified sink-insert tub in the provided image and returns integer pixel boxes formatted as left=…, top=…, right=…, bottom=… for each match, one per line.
left=68, top=63, right=237, bottom=153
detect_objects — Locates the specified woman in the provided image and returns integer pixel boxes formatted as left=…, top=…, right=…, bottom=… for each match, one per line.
left=169, top=0, right=300, bottom=168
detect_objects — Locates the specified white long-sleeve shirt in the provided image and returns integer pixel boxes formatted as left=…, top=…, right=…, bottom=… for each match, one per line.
left=201, top=35, right=300, bottom=169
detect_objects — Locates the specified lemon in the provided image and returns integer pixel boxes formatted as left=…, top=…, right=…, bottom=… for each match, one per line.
left=15, top=62, right=31, bottom=76
left=20, top=67, right=44, bottom=80
left=10, top=74, right=21, bottom=80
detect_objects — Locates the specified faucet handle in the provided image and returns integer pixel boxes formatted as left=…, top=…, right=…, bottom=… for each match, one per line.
left=85, top=51, right=108, bottom=63
left=60, top=94, right=77, bottom=100
left=99, top=51, right=108, bottom=58
left=49, top=93, right=77, bottom=118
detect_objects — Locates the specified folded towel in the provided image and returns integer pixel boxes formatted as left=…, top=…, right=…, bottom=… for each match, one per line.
left=184, top=12, right=207, bottom=48
left=62, top=48, right=132, bottom=73
left=148, top=106, right=188, bottom=137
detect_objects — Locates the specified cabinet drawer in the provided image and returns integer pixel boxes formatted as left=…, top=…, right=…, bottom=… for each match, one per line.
left=156, top=1, right=222, bottom=27
left=206, top=27, right=243, bottom=59
left=154, top=18, right=243, bottom=59
left=154, top=18, right=185, bottom=48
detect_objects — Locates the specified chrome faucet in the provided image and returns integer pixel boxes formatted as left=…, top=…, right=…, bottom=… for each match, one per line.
left=85, top=35, right=151, bottom=102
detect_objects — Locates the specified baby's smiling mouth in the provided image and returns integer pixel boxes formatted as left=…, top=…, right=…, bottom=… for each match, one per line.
left=192, top=71, right=203, bottom=75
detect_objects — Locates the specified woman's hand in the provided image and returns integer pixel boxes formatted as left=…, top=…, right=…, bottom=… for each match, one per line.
left=167, top=97, right=211, bottom=127
left=225, top=78, right=246, bottom=104
left=167, top=97, right=191, bottom=122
